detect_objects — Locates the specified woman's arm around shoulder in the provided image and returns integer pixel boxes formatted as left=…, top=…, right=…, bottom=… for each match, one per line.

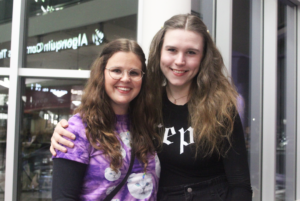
left=50, top=119, right=76, bottom=156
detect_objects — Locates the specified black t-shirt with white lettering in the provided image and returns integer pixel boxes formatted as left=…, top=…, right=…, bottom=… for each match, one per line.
left=157, top=90, right=252, bottom=199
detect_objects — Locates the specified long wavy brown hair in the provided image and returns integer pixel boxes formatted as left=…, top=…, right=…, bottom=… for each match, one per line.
left=147, top=14, right=238, bottom=157
left=75, top=39, right=160, bottom=172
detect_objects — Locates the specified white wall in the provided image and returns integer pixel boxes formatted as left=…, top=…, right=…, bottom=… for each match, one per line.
left=137, top=0, right=191, bottom=59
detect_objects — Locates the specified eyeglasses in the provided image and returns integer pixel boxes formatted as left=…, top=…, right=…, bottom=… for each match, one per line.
left=105, top=67, right=145, bottom=81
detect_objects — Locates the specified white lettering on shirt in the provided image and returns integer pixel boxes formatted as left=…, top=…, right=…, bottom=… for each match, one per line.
left=179, top=127, right=194, bottom=154
left=163, top=126, right=195, bottom=154
left=163, top=127, right=176, bottom=145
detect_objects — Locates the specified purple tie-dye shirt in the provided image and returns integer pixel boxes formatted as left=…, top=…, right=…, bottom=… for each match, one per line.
left=54, top=114, right=160, bottom=201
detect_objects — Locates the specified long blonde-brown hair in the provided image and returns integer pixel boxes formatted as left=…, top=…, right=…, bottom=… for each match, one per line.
left=75, top=39, right=160, bottom=171
left=147, top=14, right=238, bottom=157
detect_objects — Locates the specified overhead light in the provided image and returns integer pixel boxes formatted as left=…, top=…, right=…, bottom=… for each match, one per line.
left=50, top=89, right=68, bottom=97
left=72, top=101, right=81, bottom=106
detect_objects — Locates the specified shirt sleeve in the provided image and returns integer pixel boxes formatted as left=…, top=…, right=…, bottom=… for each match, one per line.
left=223, top=113, right=253, bottom=201
left=52, top=158, right=87, bottom=201
left=54, top=114, right=91, bottom=164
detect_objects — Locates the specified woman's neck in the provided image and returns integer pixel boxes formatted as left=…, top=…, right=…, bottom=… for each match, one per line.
left=166, top=84, right=190, bottom=105
left=111, top=104, right=129, bottom=115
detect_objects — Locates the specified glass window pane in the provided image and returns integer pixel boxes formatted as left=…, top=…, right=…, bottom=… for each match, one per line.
left=0, top=1, right=12, bottom=200
left=0, top=0, right=13, bottom=24
left=0, top=77, right=9, bottom=201
left=276, top=1, right=297, bottom=201
left=232, top=0, right=262, bottom=199
left=0, top=0, right=13, bottom=67
left=276, top=4, right=286, bottom=199
left=27, top=0, right=92, bottom=17
left=24, top=0, right=138, bottom=69
left=19, top=78, right=86, bottom=200
left=232, top=0, right=250, bottom=155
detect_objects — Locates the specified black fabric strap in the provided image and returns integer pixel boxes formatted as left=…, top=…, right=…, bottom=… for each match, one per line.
left=103, top=147, right=135, bottom=201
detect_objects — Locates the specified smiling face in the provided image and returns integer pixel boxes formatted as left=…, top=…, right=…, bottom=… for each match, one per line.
left=104, top=51, right=143, bottom=115
left=160, top=29, right=204, bottom=92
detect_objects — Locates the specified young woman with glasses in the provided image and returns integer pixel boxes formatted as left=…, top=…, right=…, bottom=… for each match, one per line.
left=52, top=38, right=160, bottom=201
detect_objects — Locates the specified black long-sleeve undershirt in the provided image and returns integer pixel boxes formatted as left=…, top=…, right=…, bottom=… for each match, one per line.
left=52, top=158, right=87, bottom=201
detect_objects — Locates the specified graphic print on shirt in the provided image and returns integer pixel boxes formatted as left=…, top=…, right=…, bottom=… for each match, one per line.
left=163, top=126, right=194, bottom=154
left=54, top=114, right=159, bottom=200
left=120, top=131, right=131, bottom=148
left=106, top=185, right=116, bottom=195
left=155, top=154, right=161, bottom=178
left=127, top=172, right=153, bottom=199
left=120, top=147, right=126, bottom=158
left=104, top=167, right=121, bottom=181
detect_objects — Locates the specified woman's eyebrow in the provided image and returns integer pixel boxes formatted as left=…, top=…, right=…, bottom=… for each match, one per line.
left=109, top=66, right=140, bottom=70
left=108, top=66, right=122, bottom=68
left=164, top=45, right=176, bottom=49
left=187, top=48, right=201, bottom=52
left=164, top=45, right=201, bottom=52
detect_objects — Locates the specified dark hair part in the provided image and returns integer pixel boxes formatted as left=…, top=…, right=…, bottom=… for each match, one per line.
left=147, top=14, right=238, bottom=157
left=75, top=38, right=160, bottom=172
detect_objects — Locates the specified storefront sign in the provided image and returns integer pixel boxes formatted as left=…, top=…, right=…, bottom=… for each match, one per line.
left=0, top=29, right=104, bottom=60
left=27, top=33, right=88, bottom=54
left=0, top=49, right=10, bottom=60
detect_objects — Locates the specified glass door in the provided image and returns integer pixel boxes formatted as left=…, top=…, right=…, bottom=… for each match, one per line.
left=276, top=1, right=297, bottom=201
left=232, top=0, right=263, bottom=200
